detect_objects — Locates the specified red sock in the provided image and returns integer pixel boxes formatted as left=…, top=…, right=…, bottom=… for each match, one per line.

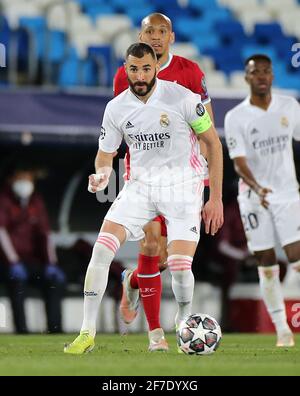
left=137, top=254, right=161, bottom=331
left=130, top=269, right=139, bottom=289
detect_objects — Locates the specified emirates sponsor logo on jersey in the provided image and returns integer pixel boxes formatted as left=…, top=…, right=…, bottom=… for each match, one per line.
left=252, top=134, right=289, bottom=155
left=128, top=131, right=171, bottom=151
left=128, top=132, right=170, bottom=143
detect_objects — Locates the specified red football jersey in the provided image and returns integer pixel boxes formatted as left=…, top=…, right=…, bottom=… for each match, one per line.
left=114, top=54, right=210, bottom=104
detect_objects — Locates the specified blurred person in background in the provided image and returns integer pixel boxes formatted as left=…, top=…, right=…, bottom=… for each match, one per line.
left=225, top=54, right=300, bottom=347
left=0, top=164, right=65, bottom=333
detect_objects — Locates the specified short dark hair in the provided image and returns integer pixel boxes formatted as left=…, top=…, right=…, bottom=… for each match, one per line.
left=244, top=54, right=272, bottom=67
left=126, top=42, right=156, bottom=61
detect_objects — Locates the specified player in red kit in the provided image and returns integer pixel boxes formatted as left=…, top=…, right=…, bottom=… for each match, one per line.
left=114, top=13, right=214, bottom=351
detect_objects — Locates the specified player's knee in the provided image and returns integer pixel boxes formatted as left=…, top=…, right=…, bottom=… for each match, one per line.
left=254, top=250, right=276, bottom=267
left=286, top=250, right=300, bottom=265
left=168, top=255, right=194, bottom=283
left=90, top=233, right=120, bottom=268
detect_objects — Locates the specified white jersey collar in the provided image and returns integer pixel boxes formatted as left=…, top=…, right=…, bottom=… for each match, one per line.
left=159, top=53, right=173, bottom=72
left=245, top=94, right=276, bottom=112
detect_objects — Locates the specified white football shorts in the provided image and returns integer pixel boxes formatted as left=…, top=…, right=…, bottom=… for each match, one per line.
left=105, top=178, right=204, bottom=244
left=238, top=192, right=300, bottom=252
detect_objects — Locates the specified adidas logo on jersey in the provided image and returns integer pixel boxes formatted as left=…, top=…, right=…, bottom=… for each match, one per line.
left=125, top=121, right=134, bottom=129
left=190, top=226, right=198, bottom=234
left=251, top=128, right=259, bottom=135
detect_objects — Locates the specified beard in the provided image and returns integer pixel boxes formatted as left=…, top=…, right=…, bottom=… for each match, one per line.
left=128, top=72, right=157, bottom=97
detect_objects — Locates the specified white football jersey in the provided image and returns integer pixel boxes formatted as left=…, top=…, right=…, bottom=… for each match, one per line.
left=99, top=79, right=210, bottom=186
left=225, top=94, right=300, bottom=202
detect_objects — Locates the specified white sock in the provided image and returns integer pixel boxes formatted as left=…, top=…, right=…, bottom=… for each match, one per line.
left=284, top=260, right=300, bottom=285
left=258, top=265, right=290, bottom=334
left=168, top=255, right=194, bottom=327
left=290, top=260, right=300, bottom=274
left=81, top=232, right=120, bottom=337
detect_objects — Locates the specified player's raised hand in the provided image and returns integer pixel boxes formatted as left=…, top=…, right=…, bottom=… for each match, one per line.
left=88, top=173, right=109, bottom=193
left=202, top=198, right=224, bottom=236
left=255, top=186, right=272, bottom=209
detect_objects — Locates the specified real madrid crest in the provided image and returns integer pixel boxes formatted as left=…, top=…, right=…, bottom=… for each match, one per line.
left=160, top=113, right=170, bottom=127
left=281, top=116, right=289, bottom=127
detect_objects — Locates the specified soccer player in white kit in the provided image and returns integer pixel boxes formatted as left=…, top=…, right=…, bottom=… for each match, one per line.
left=64, top=43, right=223, bottom=354
left=225, top=54, right=300, bottom=347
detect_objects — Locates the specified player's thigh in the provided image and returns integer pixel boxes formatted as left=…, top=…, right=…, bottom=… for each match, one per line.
left=105, top=182, right=156, bottom=241
left=163, top=184, right=203, bottom=245
left=274, top=200, right=300, bottom=253
left=238, top=195, right=276, bottom=251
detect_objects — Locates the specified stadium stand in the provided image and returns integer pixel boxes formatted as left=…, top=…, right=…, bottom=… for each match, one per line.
left=0, top=0, right=300, bottom=90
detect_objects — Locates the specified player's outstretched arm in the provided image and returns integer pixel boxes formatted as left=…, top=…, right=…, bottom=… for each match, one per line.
left=198, top=126, right=224, bottom=235
left=233, top=157, right=272, bottom=208
left=88, top=150, right=115, bottom=193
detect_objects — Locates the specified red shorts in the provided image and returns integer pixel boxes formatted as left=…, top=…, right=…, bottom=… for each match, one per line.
left=153, top=215, right=167, bottom=237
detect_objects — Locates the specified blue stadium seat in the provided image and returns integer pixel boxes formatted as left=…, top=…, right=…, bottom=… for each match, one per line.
left=150, top=0, right=181, bottom=7
left=188, top=0, right=222, bottom=12
left=74, top=0, right=102, bottom=9
left=82, top=58, right=99, bottom=86
left=174, top=17, right=213, bottom=41
left=201, top=7, right=232, bottom=23
left=275, top=36, right=298, bottom=61
left=214, top=20, right=248, bottom=47
left=203, top=46, right=243, bottom=75
left=88, top=45, right=114, bottom=87
left=241, top=45, right=278, bottom=62
left=58, top=50, right=81, bottom=87
left=19, top=17, right=47, bottom=59
left=253, top=23, right=284, bottom=45
left=126, top=5, right=156, bottom=26
left=47, top=30, right=67, bottom=63
left=193, top=34, right=220, bottom=53
left=272, top=60, right=288, bottom=77
left=112, top=0, right=149, bottom=11
left=85, top=4, right=115, bottom=22
left=275, top=73, right=300, bottom=90
left=0, top=15, right=10, bottom=50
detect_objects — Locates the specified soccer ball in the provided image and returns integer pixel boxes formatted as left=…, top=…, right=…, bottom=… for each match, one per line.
left=176, top=313, right=222, bottom=355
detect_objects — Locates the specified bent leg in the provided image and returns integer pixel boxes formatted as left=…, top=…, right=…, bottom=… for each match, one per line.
left=136, top=221, right=162, bottom=331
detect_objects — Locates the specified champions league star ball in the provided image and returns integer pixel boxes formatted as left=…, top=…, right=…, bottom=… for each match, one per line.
left=177, top=313, right=222, bottom=355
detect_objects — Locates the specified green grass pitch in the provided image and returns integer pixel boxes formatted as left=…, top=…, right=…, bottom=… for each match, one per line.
left=0, top=333, right=299, bottom=376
